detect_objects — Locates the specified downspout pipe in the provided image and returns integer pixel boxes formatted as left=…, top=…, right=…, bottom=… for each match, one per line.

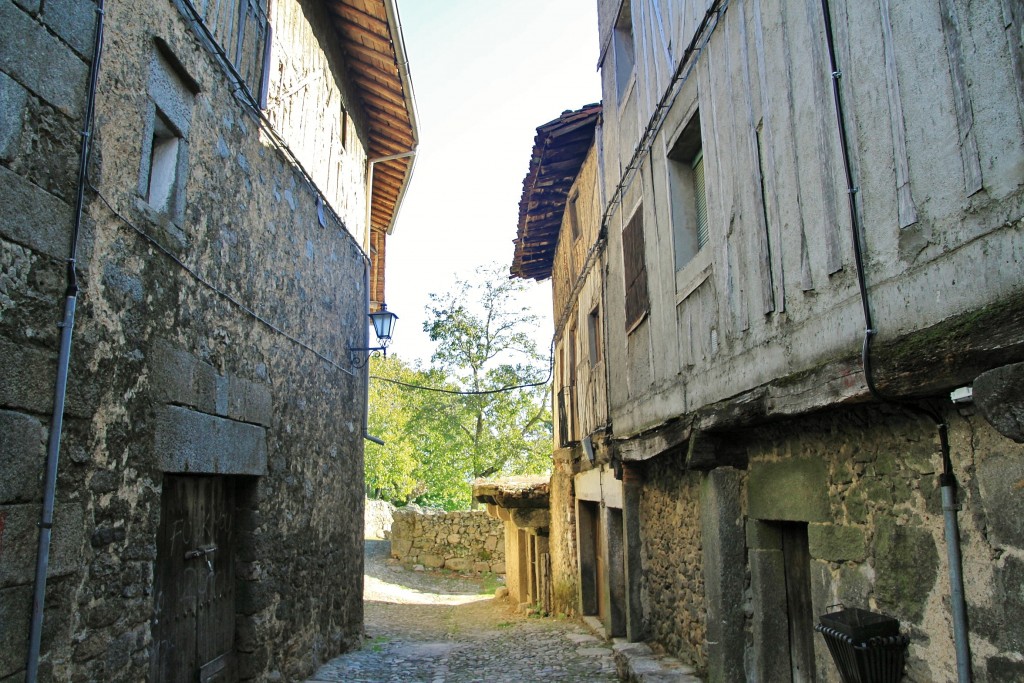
left=26, top=1, right=105, bottom=679
left=360, top=257, right=385, bottom=447
left=939, top=423, right=972, bottom=683
left=819, top=2, right=972, bottom=681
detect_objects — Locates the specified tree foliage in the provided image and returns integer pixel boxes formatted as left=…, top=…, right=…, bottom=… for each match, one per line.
left=365, top=264, right=552, bottom=510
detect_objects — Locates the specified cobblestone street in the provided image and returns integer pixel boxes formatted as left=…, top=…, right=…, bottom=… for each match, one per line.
left=306, top=540, right=619, bottom=683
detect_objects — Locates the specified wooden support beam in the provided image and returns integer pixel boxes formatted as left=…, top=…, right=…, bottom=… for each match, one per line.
left=337, top=18, right=393, bottom=53
left=345, top=41, right=398, bottom=73
left=352, top=73, right=406, bottom=107
left=328, top=1, right=390, bottom=34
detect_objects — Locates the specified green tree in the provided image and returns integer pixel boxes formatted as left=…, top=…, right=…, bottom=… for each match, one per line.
left=365, top=264, right=552, bottom=510
left=364, top=355, right=423, bottom=504
left=422, top=264, right=552, bottom=506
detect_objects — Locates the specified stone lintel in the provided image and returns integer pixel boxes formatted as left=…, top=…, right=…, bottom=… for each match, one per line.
left=472, top=476, right=549, bottom=509
left=155, top=405, right=268, bottom=475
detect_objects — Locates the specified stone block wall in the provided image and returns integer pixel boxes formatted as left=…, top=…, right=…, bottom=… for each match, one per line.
left=390, top=507, right=505, bottom=574
left=365, top=498, right=395, bottom=540
left=549, top=447, right=580, bottom=616
left=638, top=456, right=706, bottom=669
left=634, top=403, right=1024, bottom=682
left=740, top=404, right=1024, bottom=682
left=0, top=0, right=373, bottom=680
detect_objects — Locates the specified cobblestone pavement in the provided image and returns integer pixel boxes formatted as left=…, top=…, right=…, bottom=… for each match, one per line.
left=306, top=540, right=619, bottom=683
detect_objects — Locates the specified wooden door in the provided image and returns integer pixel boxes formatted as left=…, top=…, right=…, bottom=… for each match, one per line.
left=594, top=509, right=606, bottom=622
left=781, top=523, right=815, bottom=683
left=152, top=475, right=237, bottom=683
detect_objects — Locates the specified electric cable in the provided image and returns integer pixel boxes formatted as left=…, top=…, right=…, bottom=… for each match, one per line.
left=91, top=187, right=357, bottom=377
left=370, top=341, right=554, bottom=396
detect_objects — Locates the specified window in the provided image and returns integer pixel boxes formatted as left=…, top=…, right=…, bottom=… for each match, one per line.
left=622, top=206, right=649, bottom=330
left=613, top=1, right=635, bottom=103
left=668, top=111, right=708, bottom=272
left=568, top=190, right=581, bottom=241
left=147, top=114, right=181, bottom=214
left=139, top=47, right=196, bottom=224
left=568, top=324, right=578, bottom=387
left=588, top=306, right=602, bottom=366
left=185, top=0, right=271, bottom=107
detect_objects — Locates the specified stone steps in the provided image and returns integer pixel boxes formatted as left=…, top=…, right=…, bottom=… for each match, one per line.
left=612, top=640, right=704, bottom=683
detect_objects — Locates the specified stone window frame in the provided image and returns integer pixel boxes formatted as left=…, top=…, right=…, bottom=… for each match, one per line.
left=137, top=44, right=198, bottom=229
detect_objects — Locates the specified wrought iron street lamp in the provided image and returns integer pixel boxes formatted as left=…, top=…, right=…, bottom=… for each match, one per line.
left=351, top=303, right=398, bottom=366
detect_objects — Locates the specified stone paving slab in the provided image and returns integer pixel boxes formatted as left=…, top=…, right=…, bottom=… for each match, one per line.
left=305, top=540, right=619, bottom=683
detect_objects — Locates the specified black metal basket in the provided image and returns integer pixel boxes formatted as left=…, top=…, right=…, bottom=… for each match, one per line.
left=815, top=608, right=909, bottom=683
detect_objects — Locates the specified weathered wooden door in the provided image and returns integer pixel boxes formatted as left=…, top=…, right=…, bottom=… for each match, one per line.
left=594, top=509, right=606, bottom=623
left=152, top=475, right=237, bottom=683
left=781, top=522, right=815, bottom=683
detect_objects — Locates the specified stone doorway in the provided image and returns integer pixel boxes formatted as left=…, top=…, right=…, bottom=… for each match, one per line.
left=749, top=519, right=816, bottom=683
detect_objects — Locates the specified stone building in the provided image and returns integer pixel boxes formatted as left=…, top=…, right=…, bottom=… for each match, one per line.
left=513, top=1, right=1024, bottom=681
left=1, top=0, right=416, bottom=680
left=473, top=477, right=551, bottom=611
left=510, top=104, right=616, bottom=628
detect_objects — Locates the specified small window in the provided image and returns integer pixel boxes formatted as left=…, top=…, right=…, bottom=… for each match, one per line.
left=147, top=113, right=181, bottom=214
left=568, top=190, right=581, bottom=241
left=613, top=1, right=635, bottom=103
left=668, top=111, right=709, bottom=272
left=622, top=206, right=649, bottom=330
left=568, top=324, right=578, bottom=386
left=587, top=306, right=602, bottom=366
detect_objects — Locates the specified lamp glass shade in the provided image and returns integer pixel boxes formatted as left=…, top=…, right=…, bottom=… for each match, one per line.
left=369, top=305, right=397, bottom=343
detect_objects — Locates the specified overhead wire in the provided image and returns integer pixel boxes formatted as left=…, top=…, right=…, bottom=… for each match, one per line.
left=91, top=188, right=357, bottom=377
left=370, top=340, right=554, bottom=395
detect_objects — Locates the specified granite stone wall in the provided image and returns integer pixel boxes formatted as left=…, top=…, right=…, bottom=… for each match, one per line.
left=637, top=456, right=707, bottom=670
left=741, top=404, right=1024, bottom=682
left=390, top=507, right=505, bottom=574
left=364, top=498, right=396, bottom=540
left=0, top=1, right=371, bottom=680
left=635, top=402, right=1024, bottom=682
left=549, top=447, right=581, bottom=616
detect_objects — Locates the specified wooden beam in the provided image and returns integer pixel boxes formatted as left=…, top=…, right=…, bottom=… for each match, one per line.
left=369, top=129, right=415, bottom=149
left=351, top=73, right=406, bottom=107
left=337, top=18, right=392, bottom=53
left=328, top=2, right=390, bottom=34
left=360, top=89, right=409, bottom=121
left=344, top=41, right=397, bottom=73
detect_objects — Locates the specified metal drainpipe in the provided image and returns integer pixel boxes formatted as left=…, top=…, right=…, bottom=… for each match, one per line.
left=818, top=1, right=972, bottom=681
left=360, top=257, right=383, bottom=446
left=26, top=1, right=105, bottom=679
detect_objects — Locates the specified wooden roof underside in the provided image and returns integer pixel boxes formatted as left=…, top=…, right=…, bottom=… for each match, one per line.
left=325, top=0, right=417, bottom=237
left=511, top=104, right=601, bottom=281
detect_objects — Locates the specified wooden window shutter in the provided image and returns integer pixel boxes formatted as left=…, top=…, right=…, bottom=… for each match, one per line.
left=622, top=207, right=649, bottom=330
left=693, top=151, right=709, bottom=250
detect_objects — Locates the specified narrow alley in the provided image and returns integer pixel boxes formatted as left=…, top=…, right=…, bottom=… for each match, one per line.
left=306, top=540, right=619, bottom=683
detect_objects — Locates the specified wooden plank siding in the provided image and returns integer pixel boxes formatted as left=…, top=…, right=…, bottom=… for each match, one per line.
left=595, top=0, right=1024, bottom=439
left=551, top=147, right=609, bottom=443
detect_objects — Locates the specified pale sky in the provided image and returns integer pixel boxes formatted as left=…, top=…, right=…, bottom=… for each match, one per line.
left=383, top=0, right=602, bottom=366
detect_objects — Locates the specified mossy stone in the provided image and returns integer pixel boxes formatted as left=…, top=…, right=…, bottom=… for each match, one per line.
left=873, top=517, right=938, bottom=622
